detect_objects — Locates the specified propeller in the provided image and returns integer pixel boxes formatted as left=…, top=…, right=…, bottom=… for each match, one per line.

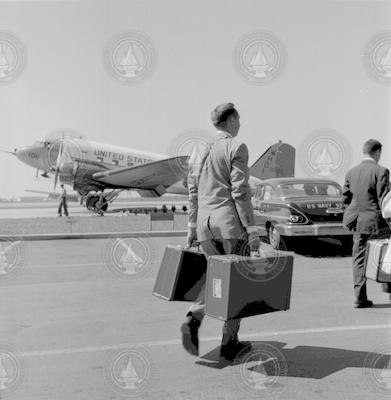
left=53, top=136, right=65, bottom=190
left=52, top=135, right=79, bottom=190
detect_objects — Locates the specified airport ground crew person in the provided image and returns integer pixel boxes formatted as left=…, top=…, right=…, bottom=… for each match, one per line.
left=58, top=184, right=69, bottom=217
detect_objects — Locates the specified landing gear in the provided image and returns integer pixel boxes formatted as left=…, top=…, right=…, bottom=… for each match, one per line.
left=85, top=195, right=108, bottom=214
left=85, top=190, right=122, bottom=215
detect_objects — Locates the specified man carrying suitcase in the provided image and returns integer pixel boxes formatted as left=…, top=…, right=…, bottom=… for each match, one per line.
left=182, top=103, right=260, bottom=360
left=342, top=139, right=391, bottom=308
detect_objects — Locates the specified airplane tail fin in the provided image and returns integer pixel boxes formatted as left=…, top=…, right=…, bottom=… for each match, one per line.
left=250, top=141, right=295, bottom=180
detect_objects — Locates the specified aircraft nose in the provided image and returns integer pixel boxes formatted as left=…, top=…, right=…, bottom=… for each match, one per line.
left=15, top=146, right=41, bottom=167
left=15, top=147, right=27, bottom=161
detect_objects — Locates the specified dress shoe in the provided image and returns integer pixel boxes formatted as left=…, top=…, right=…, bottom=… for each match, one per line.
left=354, top=299, right=374, bottom=308
left=180, top=316, right=200, bottom=356
left=220, top=339, right=252, bottom=361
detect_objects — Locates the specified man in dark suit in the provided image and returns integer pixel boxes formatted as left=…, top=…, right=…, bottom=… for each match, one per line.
left=342, top=139, right=390, bottom=308
left=181, top=103, right=260, bottom=360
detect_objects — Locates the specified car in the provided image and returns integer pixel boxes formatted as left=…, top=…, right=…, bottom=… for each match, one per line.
left=251, top=177, right=352, bottom=250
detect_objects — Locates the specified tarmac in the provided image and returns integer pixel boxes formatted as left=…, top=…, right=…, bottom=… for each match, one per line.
left=0, top=234, right=390, bottom=400
left=0, top=198, right=188, bottom=219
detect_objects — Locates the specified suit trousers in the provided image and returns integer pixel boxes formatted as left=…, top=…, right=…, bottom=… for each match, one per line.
left=186, top=238, right=249, bottom=345
left=352, top=233, right=391, bottom=300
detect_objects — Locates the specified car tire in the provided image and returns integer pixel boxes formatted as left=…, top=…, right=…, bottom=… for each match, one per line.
left=268, top=224, right=283, bottom=250
left=340, top=236, right=353, bottom=255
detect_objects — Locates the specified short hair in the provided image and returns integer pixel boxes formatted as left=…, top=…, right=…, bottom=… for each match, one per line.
left=363, top=139, right=382, bottom=155
left=211, top=103, right=238, bottom=127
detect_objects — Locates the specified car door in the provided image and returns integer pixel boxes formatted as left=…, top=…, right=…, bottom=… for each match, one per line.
left=252, top=184, right=269, bottom=235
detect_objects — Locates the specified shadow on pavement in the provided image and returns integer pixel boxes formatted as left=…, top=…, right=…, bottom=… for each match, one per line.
left=373, top=303, right=391, bottom=309
left=286, top=237, right=353, bottom=258
left=196, top=341, right=389, bottom=379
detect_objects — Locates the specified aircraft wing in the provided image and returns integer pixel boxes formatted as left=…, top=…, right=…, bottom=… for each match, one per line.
left=92, top=156, right=189, bottom=195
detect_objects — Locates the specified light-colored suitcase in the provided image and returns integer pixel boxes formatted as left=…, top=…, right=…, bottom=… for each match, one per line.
left=365, top=239, right=391, bottom=283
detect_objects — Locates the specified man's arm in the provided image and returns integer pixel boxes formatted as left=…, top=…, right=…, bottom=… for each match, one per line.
left=230, top=142, right=256, bottom=229
left=342, top=170, right=352, bottom=205
left=377, top=168, right=390, bottom=207
left=186, top=169, right=198, bottom=247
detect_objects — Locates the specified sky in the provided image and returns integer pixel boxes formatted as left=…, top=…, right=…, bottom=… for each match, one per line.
left=0, top=0, right=390, bottom=197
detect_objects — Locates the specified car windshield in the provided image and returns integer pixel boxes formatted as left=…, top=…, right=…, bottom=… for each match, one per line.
left=277, top=182, right=342, bottom=198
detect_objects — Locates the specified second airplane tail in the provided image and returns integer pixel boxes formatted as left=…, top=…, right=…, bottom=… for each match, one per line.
left=250, top=140, right=295, bottom=180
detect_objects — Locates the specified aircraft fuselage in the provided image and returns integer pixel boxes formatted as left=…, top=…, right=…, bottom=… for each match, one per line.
left=15, top=139, right=166, bottom=173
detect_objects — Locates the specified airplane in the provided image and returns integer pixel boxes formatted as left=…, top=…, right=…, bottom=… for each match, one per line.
left=4, top=133, right=295, bottom=215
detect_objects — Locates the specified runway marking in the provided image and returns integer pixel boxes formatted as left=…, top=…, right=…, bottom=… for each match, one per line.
left=27, top=261, right=159, bottom=269
left=19, top=324, right=391, bottom=358
left=27, top=263, right=103, bottom=269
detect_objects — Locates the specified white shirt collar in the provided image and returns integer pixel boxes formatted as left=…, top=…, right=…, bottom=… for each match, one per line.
left=216, top=130, right=232, bottom=138
left=362, top=156, right=376, bottom=162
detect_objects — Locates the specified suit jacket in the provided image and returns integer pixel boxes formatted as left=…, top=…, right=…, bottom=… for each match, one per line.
left=187, top=131, right=255, bottom=241
left=342, top=159, right=390, bottom=234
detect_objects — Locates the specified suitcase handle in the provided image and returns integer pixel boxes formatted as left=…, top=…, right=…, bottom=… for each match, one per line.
left=187, top=241, right=201, bottom=252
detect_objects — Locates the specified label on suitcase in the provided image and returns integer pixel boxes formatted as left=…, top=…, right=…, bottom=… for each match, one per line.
left=365, top=239, right=391, bottom=283
left=153, top=245, right=207, bottom=301
left=205, top=251, right=293, bottom=321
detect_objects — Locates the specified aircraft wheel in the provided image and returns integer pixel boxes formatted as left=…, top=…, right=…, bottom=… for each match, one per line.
left=86, top=196, right=99, bottom=210
left=268, top=224, right=282, bottom=250
left=100, top=202, right=108, bottom=212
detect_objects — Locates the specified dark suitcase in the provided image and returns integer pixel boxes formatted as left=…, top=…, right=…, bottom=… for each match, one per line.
left=365, top=239, right=391, bottom=283
left=153, top=245, right=207, bottom=301
left=205, top=251, right=293, bottom=320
